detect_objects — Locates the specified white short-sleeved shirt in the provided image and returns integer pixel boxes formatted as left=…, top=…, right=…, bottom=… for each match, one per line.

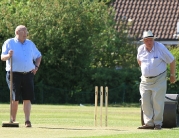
left=137, top=41, right=174, bottom=77
left=1, top=37, right=42, bottom=72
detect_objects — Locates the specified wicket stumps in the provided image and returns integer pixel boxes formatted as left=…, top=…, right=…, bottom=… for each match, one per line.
left=94, top=86, right=108, bottom=127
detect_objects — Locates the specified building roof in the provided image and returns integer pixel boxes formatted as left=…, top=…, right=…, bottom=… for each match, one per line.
left=111, top=0, right=179, bottom=44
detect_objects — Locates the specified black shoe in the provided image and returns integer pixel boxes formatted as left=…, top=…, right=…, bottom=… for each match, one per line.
left=154, top=125, right=161, bottom=130
left=138, top=125, right=154, bottom=129
left=25, top=121, right=32, bottom=127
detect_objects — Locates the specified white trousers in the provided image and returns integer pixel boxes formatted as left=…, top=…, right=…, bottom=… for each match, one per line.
left=140, top=72, right=167, bottom=126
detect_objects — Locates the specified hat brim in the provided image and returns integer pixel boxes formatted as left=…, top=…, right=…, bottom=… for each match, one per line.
left=140, top=36, right=157, bottom=41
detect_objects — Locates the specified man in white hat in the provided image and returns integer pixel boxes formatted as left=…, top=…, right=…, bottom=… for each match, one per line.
left=137, top=30, right=176, bottom=130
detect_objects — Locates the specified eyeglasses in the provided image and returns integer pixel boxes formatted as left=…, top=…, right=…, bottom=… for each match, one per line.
left=19, top=30, right=29, bottom=35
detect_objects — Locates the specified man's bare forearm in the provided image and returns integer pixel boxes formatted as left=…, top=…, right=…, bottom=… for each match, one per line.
left=35, top=56, right=42, bottom=67
left=1, top=54, right=11, bottom=61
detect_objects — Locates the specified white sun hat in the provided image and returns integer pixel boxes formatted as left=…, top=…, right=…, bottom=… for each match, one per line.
left=140, top=30, right=157, bottom=41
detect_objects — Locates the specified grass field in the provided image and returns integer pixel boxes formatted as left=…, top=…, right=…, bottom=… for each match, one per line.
left=0, top=103, right=179, bottom=138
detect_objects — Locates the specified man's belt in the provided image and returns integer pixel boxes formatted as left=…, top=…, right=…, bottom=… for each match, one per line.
left=145, top=70, right=166, bottom=79
left=13, top=71, right=31, bottom=74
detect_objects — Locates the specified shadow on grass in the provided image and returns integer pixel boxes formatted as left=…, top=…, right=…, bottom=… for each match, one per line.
left=38, top=127, right=126, bottom=132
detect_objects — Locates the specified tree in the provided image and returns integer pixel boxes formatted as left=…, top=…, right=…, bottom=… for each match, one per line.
left=0, top=0, right=139, bottom=103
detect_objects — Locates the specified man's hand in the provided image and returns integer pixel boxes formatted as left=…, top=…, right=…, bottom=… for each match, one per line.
left=31, top=67, right=38, bottom=75
left=8, top=50, right=13, bottom=57
left=170, top=75, right=176, bottom=84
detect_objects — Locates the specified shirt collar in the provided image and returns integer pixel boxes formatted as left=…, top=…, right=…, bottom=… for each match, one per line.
left=144, top=42, right=155, bottom=52
left=14, top=37, right=27, bottom=44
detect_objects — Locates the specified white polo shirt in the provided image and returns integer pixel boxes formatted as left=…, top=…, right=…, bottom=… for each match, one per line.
left=137, top=41, right=174, bottom=77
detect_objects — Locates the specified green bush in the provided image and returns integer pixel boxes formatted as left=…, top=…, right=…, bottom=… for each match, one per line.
left=0, top=0, right=145, bottom=104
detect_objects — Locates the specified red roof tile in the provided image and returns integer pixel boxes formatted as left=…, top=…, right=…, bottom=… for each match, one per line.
left=111, top=0, right=179, bottom=41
